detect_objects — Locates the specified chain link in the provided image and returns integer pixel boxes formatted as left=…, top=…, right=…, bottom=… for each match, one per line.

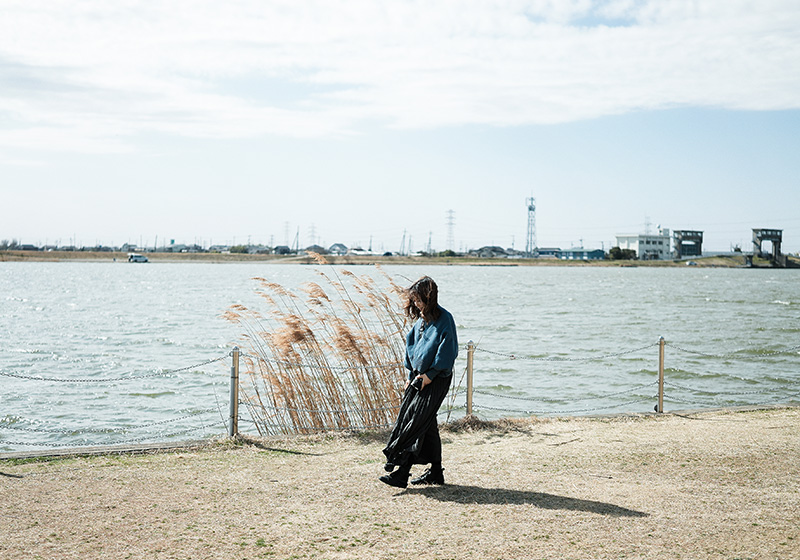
left=665, top=342, right=800, bottom=360
left=164, top=354, right=232, bottom=373
left=660, top=393, right=794, bottom=406
left=473, top=342, right=657, bottom=362
left=1, top=424, right=221, bottom=448
left=239, top=351, right=402, bottom=372
left=662, top=393, right=702, bottom=405
left=438, top=406, right=461, bottom=416
left=0, top=408, right=219, bottom=435
left=0, top=353, right=231, bottom=384
left=242, top=401, right=400, bottom=415
left=473, top=382, right=657, bottom=403
left=473, top=396, right=655, bottom=416
left=241, top=385, right=465, bottom=417
left=234, top=416, right=401, bottom=433
left=663, top=380, right=783, bottom=397
left=235, top=408, right=395, bottom=433
left=5, top=336, right=799, bottom=448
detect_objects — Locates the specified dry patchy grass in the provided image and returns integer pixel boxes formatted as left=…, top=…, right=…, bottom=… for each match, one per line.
left=1, top=407, right=798, bottom=560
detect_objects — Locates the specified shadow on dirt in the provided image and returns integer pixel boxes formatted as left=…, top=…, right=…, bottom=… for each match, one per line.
left=409, top=484, right=648, bottom=518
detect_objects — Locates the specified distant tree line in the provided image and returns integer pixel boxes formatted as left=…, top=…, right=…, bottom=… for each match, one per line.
left=607, top=246, right=637, bottom=260
left=1, top=238, right=641, bottom=261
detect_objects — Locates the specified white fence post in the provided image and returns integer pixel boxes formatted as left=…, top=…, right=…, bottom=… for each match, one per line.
left=229, top=347, right=240, bottom=437
left=657, top=337, right=665, bottom=413
left=466, top=341, right=475, bottom=416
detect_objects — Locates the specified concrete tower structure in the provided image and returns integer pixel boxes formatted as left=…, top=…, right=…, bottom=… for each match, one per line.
left=525, top=197, right=537, bottom=258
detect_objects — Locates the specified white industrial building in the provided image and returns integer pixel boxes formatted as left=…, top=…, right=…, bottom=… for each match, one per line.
left=616, top=227, right=672, bottom=260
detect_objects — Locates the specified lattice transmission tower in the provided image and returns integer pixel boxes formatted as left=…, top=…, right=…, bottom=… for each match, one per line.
left=525, top=197, right=537, bottom=258
left=446, top=209, right=455, bottom=252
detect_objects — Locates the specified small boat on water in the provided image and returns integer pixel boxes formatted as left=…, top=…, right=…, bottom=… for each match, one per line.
left=127, top=253, right=149, bottom=263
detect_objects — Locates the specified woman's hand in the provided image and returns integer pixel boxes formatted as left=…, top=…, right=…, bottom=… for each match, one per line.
left=415, top=373, right=432, bottom=389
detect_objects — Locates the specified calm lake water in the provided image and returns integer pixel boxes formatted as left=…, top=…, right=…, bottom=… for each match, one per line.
left=2, top=262, right=799, bottom=452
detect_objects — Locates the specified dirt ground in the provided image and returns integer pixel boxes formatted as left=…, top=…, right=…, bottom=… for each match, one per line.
left=1, top=407, right=798, bottom=560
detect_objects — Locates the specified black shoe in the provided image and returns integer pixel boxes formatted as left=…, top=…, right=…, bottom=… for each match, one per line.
left=379, top=471, right=409, bottom=489
left=383, top=462, right=395, bottom=472
left=410, top=467, right=445, bottom=485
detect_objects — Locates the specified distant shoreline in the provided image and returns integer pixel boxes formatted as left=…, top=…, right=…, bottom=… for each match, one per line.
left=1, top=249, right=797, bottom=268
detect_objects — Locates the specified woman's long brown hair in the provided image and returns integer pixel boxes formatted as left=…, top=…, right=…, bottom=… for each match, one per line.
left=404, top=276, right=441, bottom=322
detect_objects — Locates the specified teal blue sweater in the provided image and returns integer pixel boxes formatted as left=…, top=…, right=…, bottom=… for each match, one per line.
left=404, top=306, right=458, bottom=380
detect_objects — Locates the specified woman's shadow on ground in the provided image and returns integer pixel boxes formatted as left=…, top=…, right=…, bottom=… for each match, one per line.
left=408, top=484, right=648, bottom=518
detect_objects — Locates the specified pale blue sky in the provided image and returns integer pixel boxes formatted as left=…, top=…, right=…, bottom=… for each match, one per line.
left=2, top=1, right=799, bottom=253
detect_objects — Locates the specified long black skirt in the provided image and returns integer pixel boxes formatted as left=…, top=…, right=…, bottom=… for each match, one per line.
left=382, top=373, right=451, bottom=467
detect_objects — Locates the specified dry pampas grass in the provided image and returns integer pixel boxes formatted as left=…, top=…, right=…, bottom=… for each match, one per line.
left=224, top=254, right=409, bottom=435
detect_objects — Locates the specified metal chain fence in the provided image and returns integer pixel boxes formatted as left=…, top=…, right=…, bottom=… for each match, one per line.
left=464, top=338, right=798, bottom=417
left=0, top=354, right=231, bottom=384
left=3, top=338, right=799, bottom=453
left=1, top=353, right=232, bottom=450
left=473, top=343, right=657, bottom=362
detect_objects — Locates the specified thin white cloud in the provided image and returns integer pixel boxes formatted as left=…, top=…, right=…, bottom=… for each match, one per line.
left=1, top=0, right=798, bottom=153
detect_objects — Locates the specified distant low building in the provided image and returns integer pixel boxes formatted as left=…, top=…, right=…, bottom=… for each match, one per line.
left=470, top=246, right=508, bottom=258
left=348, top=247, right=374, bottom=256
left=616, top=227, right=672, bottom=260
left=248, top=245, right=271, bottom=254
left=328, top=243, right=348, bottom=256
left=537, top=248, right=561, bottom=258
left=304, top=244, right=328, bottom=255
left=560, top=248, right=605, bottom=260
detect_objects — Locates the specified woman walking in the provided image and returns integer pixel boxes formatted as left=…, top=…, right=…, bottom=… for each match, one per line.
left=380, top=276, right=458, bottom=489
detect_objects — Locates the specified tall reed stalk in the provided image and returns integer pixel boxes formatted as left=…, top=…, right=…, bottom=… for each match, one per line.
left=223, top=255, right=408, bottom=435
